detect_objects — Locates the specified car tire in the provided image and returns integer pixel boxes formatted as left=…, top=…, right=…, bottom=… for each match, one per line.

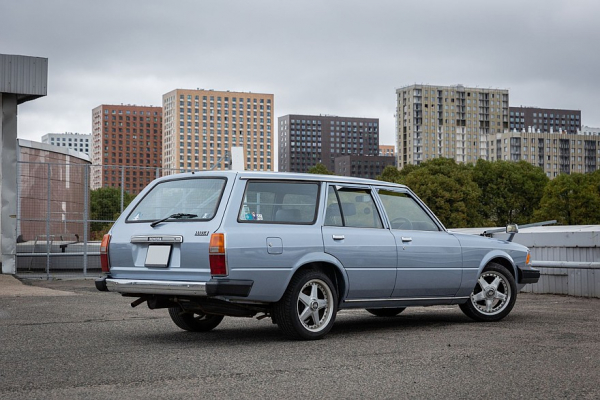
left=274, top=269, right=338, bottom=340
left=168, top=307, right=224, bottom=332
left=459, top=262, right=517, bottom=322
left=366, top=308, right=406, bottom=317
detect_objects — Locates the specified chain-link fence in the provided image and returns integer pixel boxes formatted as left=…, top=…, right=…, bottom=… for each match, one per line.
left=15, top=162, right=185, bottom=279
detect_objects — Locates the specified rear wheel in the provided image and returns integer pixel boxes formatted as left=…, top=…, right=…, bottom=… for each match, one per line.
left=168, top=307, right=224, bottom=332
left=366, top=308, right=405, bottom=317
left=459, top=262, right=517, bottom=322
left=274, top=269, right=338, bottom=340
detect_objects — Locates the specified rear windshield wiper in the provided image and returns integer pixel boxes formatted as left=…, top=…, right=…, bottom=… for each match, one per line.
left=150, top=213, right=198, bottom=228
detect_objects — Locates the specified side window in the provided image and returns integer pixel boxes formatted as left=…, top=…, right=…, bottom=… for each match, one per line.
left=325, top=186, right=383, bottom=229
left=238, top=181, right=319, bottom=224
left=378, top=190, right=440, bottom=231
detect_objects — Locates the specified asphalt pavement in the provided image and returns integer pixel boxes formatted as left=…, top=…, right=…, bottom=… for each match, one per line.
left=0, top=276, right=599, bottom=399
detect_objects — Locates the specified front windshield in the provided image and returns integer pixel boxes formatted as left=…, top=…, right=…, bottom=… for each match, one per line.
left=126, top=178, right=226, bottom=223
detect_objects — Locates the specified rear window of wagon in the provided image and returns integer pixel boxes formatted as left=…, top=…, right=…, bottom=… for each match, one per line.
left=126, top=178, right=227, bottom=223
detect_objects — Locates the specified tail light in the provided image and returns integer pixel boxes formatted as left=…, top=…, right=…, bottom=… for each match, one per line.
left=209, top=233, right=227, bottom=276
left=100, top=234, right=111, bottom=273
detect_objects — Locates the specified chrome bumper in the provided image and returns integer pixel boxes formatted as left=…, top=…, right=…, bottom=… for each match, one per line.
left=105, top=278, right=207, bottom=296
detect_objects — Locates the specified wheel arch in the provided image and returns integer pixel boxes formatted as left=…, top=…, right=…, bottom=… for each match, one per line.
left=479, top=250, right=517, bottom=279
left=288, top=258, right=348, bottom=307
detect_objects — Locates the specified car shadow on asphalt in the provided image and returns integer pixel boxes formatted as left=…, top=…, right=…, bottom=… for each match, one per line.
left=121, top=309, right=518, bottom=344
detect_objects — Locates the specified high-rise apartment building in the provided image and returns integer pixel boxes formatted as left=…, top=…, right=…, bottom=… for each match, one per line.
left=509, top=107, right=581, bottom=135
left=279, top=114, right=380, bottom=173
left=42, top=132, right=91, bottom=154
left=162, top=89, right=274, bottom=172
left=91, top=104, right=162, bottom=193
left=396, top=84, right=509, bottom=168
left=492, top=130, right=599, bottom=177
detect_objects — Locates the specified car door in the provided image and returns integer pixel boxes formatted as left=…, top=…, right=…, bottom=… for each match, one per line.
left=322, top=185, right=397, bottom=299
left=375, top=188, right=463, bottom=298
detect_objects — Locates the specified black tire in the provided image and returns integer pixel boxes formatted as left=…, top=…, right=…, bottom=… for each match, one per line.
left=273, top=269, right=338, bottom=340
left=366, top=307, right=406, bottom=317
left=168, top=307, right=224, bottom=332
left=459, top=262, right=517, bottom=322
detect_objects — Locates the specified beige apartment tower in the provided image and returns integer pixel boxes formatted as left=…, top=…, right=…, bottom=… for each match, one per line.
left=396, top=84, right=509, bottom=168
left=162, top=89, right=274, bottom=172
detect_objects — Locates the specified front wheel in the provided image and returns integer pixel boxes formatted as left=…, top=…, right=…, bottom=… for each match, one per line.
left=274, top=269, right=338, bottom=340
left=459, top=262, right=517, bottom=322
left=168, top=307, right=224, bottom=332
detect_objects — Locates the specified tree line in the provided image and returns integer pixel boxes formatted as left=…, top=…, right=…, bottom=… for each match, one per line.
left=310, top=158, right=600, bottom=228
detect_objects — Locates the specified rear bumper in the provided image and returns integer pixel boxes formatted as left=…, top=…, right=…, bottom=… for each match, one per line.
left=95, top=277, right=253, bottom=297
left=518, top=266, right=541, bottom=284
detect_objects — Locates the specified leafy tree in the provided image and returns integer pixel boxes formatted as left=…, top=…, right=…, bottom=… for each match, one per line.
left=90, top=187, right=135, bottom=237
left=307, top=163, right=334, bottom=175
left=396, top=158, right=482, bottom=228
left=472, top=160, right=549, bottom=226
left=533, top=173, right=600, bottom=225
left=377, top=165, right=402, bottom=183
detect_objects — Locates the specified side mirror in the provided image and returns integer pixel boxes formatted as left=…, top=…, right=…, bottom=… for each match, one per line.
left=506, top=224, right=519, bottom=234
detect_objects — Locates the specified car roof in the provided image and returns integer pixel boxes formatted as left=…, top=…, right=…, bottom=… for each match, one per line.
left=156, top=170, right=407, bottom=189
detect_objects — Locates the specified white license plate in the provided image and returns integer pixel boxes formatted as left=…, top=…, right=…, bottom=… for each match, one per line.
left=145, top=245, right=172, bottom=267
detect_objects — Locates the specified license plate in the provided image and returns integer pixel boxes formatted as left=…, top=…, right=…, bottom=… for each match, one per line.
left=145, top=245, right=172, bottom=268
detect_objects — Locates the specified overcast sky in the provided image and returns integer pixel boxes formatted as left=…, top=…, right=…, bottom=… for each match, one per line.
left=2, top=0, right=600, bottom=147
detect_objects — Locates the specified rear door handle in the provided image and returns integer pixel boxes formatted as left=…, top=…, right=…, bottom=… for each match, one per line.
left=401, top=237, right=412, bottom=242
left=332, top=235, right=345, bottom=240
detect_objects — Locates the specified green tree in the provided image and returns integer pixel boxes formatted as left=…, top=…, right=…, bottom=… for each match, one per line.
left=307, top=163, right=334, bottom=175
left=377, top=165, right=402, bottom=183
left=396, top=158, right=482, bottom=228
left=472, top=160, right=549, bottom=226
left=533, top=173, right=600, bottom=225
left=90, top=187, right=135, bottom=238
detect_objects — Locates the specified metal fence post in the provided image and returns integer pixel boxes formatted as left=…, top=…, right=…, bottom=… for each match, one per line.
left=120, top=165, right=125, bottom=213
left=82, top=165, right=89, bottom=276
left=46, top=163, right=51, bottom=279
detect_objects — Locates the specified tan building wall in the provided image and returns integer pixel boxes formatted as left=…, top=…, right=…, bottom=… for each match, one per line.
left=396, top=84, right=509, bottom=168
left=162, top=89, right=274, bottom=172
left=379, top=145, right=395, bottom=157
left=91, top=104, right=162, bottom=193
left=492, top=131, right=600, bottom=178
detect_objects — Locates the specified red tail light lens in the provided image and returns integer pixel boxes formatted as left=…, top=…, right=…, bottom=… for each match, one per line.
left=209, top=233, right=227, bottom=276
left=100, top=234, right=111, bottom=273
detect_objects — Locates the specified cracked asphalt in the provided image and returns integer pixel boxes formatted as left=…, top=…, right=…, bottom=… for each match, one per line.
left=1, top=277, right=599, bottom=399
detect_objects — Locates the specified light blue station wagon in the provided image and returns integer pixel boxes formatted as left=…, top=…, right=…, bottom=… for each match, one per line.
left=96, top=171, right=540, bottom=340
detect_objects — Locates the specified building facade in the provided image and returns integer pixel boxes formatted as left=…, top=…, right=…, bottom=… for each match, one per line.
left=509, top=107, right=581, bottom=135
left=91, top=104, right=162, bottom=194
left=278, top=114, right=380, bottom=173
left=334, top=155, right=396, bottom=179
left=379, top=144, right=395, bottom=158
left=17, top=139, right=91, bottom=242
left=42, top=132, right=91, bottom=154
left=492, top=131, right=599, bottom=177
left=162, top=89, right=274, bottom=172
left=396, top=84, right=509, bottom=168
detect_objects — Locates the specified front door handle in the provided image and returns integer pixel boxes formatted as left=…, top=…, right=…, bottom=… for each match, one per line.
left=401, top=237, right=412, bottom=242
left=332, top=235, right=345, bottom=240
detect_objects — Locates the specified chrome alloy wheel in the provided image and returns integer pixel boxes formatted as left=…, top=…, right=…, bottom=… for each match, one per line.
left=297, top=279, right=334, bottom=333
left=469, top=270, right=512, bottom=316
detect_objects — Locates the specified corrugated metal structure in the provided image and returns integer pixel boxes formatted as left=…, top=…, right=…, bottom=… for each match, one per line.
left=0, top=54, right=48, bottom=104
left=453, top=225, right=600, bottom=298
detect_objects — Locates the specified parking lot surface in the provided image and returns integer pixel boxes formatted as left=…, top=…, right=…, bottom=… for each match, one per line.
left=1, top=277, right=599, bottom=399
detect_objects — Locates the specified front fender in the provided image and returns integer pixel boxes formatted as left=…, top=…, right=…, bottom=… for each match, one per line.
left=456, top=249, right=517, bottom=298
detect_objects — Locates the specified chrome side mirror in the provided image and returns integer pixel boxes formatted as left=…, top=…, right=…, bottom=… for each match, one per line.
left=506, top=224, right=519, bottom=234
left=506, top=224, right=518, bottom=242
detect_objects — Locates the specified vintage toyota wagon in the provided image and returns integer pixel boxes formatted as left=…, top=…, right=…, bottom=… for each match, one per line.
left=96, top=171, right=540, bottom=340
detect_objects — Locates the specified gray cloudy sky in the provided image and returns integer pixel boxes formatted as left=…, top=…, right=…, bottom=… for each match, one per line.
left=2, top=0, right=600, bottom=147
